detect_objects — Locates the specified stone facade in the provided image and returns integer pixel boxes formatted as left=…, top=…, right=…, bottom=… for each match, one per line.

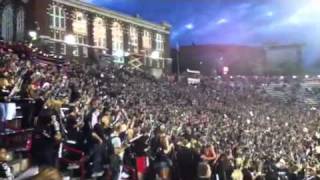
left=0, top=0, right=172, bottom=76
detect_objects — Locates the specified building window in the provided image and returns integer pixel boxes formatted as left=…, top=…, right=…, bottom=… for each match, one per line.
left=129, top=26, right=138, bottom=53
left=73, top=12, right=88, bottom=36
left=157, top=60, right=161, bottom=69
left=51, top=31, right=65, bottom=40
left=49, top=5, right=65, bottom=42
left=60, top=44, right=66, bottom=55
left=156, top=33, right=164, bottom=51
left=16, top=7, right=25, bottom=41
left=76, top=35, right=87, bottom=45
left=74, top=34, right=88, bottom=57
left=147, top=58, right=151, bottom=67
left=152, top=59, right=157, bottom=67
left=72, top=12, right=88, bottom=58
left=142, top=30, right=151, bottom=50
left=111, top=22, right=123, bottom=55
left=1, top=4, right=14, bottom=41
left=50, top=30, right=66, bottom=54
left=49, top=5, right=65, bottom=30
left=73, top=46, right=79, bottom=56
left=83, top=46, right=88, bottom=57
left=161, top=60, right=165, bottom=69
left=93, top=17, right=106, bottom=48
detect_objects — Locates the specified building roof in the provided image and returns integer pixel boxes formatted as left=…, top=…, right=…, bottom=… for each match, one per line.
left=53, top=0, right=171, bottom=34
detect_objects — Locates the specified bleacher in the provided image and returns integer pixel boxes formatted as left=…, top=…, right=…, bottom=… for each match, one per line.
left=263, top=79, right=320, bottom=106
left=299, top=81, right=320, bottom=105
left=0, top=42, right=67, bottom=179
left=263, top=83, right=290, bottom=103
left=3, top=40, right=320, bottom=180
left=0, top=41, right=137, bottom=180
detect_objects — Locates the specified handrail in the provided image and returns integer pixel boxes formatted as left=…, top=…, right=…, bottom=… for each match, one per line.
left=0, top=128, right=34, bottom=136
left=62, top=144, right=85, bottom=156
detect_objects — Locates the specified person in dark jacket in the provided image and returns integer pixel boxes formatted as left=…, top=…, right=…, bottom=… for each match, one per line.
left=31, top=108, right=61, bottom=167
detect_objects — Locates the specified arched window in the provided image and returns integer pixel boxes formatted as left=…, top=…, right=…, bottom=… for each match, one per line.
left=49, top=5, right=65, bottom=30
left=155, top=33, right=164, bottom=51
left=129, top=26, right=138, bottom=53
left=72, top=11, right=87, bottom=35
left=111, top=22, right=123, bottom=55
left=1, top=4, right=14, bottom=41
left=93, top=17, right=106, bottom=48
left=142, top=30, right=151, bottom=50
left=72, top=11, right=88, bottom=57
left=49, top=5, right=66, bottom=54
left=16, top=7, right=25, bottom=41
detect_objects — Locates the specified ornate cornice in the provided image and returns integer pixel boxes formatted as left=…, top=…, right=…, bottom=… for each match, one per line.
left=52, top=0, right=171, bottom=34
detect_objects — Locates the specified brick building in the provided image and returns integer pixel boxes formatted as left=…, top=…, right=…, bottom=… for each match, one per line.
left=0, top=0, right=172, bottom=77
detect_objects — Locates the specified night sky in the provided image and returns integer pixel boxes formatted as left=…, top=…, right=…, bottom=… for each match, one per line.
left=85, top=0, right=320, bottom=65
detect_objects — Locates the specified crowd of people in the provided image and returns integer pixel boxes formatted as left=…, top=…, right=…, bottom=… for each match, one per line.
left=1, top=41, right=320, bottom=180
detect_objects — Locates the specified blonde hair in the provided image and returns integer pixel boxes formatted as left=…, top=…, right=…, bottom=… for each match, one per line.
left=46, top=99, right=65, bottom=110
left=101, top=115, right=110, bottom=127
left=33, top=167, right=62, bottom=180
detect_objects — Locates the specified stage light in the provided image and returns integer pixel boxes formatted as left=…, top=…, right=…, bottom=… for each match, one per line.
left=185, top=23, right=194, bottom=30
left=317, top=75, right=320, bottom=78
left=217, top=18, right=228, bottom=25
left=292, top=75, right=297, bottom=79
left=280, top=76, right=284, bottom=80
left=267, top=11, right=274, bottom=17
left=64, top=34, right=76, bottom=45
left=305, top=75, right=309, bottom=79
